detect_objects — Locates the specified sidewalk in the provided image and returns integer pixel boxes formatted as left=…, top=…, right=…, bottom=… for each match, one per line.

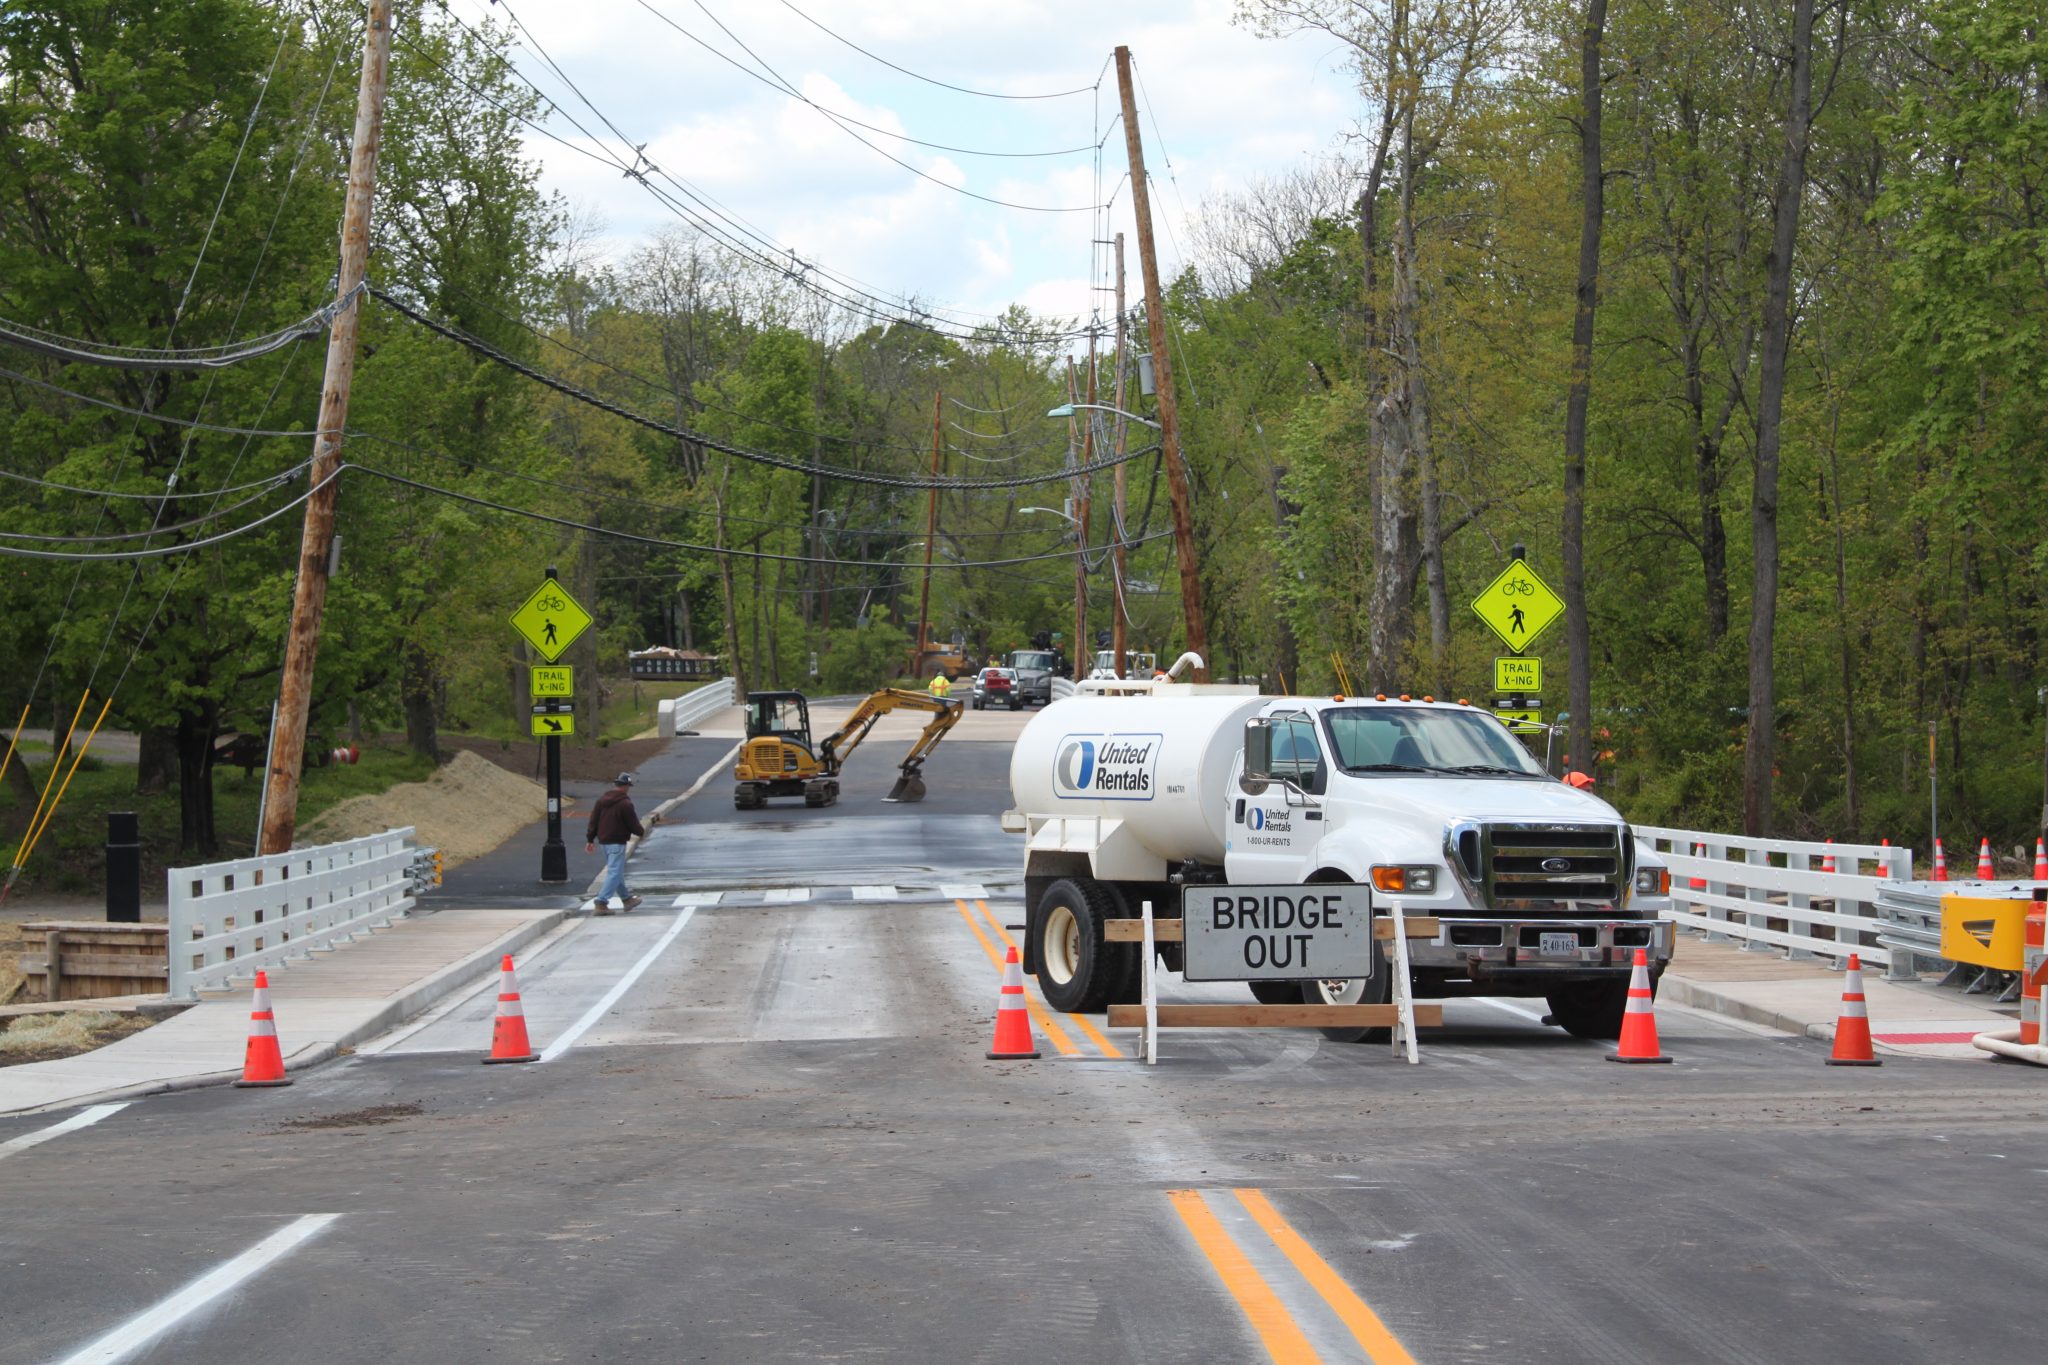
left=0, top=906, right=562, bottom=1116
left=1661, top=934, right=2014, bottom=1059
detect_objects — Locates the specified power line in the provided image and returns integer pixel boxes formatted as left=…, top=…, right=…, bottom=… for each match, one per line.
left=349, top=461, right=1176, bottom=568
left=0, top=365, right=323, bottom=437
left=370, top=285, right=1163, bottom=490
left=773, top=1, right=1102, bottom=101
left=621, top=0, right=1103, bottom=211
left=0, top=469, right=338, bottom=562
left=0, top=468, right=306, bottom=539
left=0, top=463, right=310, bottom=503
left=0, top=288, right=360, bottom=371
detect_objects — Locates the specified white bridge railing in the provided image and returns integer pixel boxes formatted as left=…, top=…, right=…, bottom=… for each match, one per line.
left=1636, top=825, right=1915, bottom=976
left=658, top=676, right=737, bottom=737
left=168, top=827, right=418, bottom=999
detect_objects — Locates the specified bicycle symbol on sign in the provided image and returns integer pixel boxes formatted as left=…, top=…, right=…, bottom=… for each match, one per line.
left=536, top=592, right=568, bottom=612
left=1500, top=577, right=1536, bottom=597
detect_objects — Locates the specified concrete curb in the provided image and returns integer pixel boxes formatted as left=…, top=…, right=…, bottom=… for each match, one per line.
left=4, top=909, right=566, bottom=1117
left=1658, top=973, right=1830, bottom=1042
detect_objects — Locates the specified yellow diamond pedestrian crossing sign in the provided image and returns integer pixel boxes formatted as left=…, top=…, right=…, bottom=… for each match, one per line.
left=1472, top=559, right=1563, bottom=653
left=511, top=579, right=592, bottom=663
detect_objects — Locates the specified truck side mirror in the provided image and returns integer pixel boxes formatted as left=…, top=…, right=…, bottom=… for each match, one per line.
left=1241, top=719, right=1273, bottom=791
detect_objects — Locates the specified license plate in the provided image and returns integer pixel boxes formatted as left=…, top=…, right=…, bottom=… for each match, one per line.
left=1539, top=932, right=1581, bottom=957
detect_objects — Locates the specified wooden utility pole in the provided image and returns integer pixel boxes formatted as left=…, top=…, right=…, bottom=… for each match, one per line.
left=1111, top=233, right=1129, bottom=679
left=260, top=0, right=393, bottom=855
left=913, top=390, right=942, bottom=674
left=1114, top=46, right=1207, bottom=680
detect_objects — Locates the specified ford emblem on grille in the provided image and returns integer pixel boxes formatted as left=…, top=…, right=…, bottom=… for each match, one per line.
left=1541, top=857, right=1572, bottom=872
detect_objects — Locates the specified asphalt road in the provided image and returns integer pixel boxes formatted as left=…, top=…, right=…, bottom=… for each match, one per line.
left=4, top=724, right=2045, bottom=1364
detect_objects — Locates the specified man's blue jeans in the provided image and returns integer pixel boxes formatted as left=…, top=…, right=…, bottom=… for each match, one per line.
left=595, top=842, right=629, bottom=905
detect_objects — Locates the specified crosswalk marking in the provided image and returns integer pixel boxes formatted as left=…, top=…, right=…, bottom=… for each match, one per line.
left=759, top=887, right=811, bottom=904
left=671, top=891, right=724, bottom=908
left=851, top=885, right=899, bottom=900
left=939, top=882, right=989, bottom=899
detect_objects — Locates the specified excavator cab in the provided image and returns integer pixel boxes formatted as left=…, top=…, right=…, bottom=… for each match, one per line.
left=733, top=688, right=962, bottom=810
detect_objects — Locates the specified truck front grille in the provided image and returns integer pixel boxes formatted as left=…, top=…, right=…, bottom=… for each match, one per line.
left=1468, top=822, right=1624, bottom=910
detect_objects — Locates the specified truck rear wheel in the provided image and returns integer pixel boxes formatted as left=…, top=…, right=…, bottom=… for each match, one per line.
left=1302, top=963, right=1394, bottom=1043
left=1034, top=878, right=1131, bottom=1013
left=1545, top=978, right=1634, bottom=1040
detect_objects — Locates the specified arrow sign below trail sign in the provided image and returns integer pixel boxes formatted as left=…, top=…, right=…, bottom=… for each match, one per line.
left=1472, top=559, right=1563, bottom=653
left=511, top=580, right=592, bottom=663
left=531, top=714, right=576, bottom=738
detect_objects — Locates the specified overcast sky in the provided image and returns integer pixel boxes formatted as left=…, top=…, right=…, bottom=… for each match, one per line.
left=453, top=0, right=1362, bottom=335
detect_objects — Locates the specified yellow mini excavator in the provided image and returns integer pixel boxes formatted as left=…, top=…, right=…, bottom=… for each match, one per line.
left=733, top=689, right=963, bottom=809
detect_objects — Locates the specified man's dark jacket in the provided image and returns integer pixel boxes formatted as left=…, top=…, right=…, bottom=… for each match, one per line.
left=586, top=788, right=645, bottom=844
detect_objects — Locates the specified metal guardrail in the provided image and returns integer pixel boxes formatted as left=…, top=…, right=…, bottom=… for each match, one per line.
left=657, top=677, right=736, bottom=737
left=1871, top=879, right=2045, bottom=996
left=168, top=827, right=417, bottom=999
left=1636, top=826, right=1915, bottom=976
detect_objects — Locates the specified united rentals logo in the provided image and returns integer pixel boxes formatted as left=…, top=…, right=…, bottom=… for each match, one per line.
left=1053, top=732, right=1160, bottom=801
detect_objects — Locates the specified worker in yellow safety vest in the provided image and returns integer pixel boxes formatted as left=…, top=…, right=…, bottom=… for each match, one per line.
left=928, top=672, right=952, bottom=699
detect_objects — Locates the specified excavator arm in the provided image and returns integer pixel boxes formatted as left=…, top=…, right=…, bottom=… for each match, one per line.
left=816, top=688, right=964, bottom=802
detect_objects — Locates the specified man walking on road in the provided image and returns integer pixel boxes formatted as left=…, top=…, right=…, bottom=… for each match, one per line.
left=585, top=772, right=654, bottom=914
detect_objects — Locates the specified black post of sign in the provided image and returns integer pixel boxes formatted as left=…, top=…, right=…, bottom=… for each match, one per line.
left=105, top=811, right=141, bottom=923
left=539, top=563, right=569, bottom=884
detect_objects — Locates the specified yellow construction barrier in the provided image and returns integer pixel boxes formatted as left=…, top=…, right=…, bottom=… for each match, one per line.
left=1940, top=894, right=2031, bottom=972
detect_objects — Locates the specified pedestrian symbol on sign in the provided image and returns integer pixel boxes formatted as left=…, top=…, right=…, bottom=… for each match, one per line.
left=1508, top=604, right=1525, bottom=636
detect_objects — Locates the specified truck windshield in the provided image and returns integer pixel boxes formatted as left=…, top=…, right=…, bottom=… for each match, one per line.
left=1010, top=652, right=1057, bottom=672
left=1322, top=708, right=1546, bottom=777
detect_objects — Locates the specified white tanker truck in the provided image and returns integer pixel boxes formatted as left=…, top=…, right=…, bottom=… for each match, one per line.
left=1005, top=685, right=1674, bottom=1040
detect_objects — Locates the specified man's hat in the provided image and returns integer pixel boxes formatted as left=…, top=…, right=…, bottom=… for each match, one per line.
left=614, top=772, right=635, bottom=786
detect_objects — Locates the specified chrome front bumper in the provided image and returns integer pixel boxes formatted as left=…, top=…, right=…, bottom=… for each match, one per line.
left=1401, top=916, right=1674, bottom=976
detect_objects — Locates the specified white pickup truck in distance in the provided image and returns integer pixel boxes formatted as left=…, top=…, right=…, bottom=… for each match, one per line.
left=1006, top=687, right=1675, bottom=1041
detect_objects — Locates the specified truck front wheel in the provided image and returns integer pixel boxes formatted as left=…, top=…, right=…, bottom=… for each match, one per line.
left=1545, top=978, right=1634, bottom=1040
left=1302, top=963, right=1395, bottom=1043
left=1034, top=878, right=1131, bottom=1013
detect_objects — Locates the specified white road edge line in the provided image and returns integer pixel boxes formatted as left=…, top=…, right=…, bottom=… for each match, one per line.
left=583, top=741, right=743, bottom=899
left=54, top=1213, right=340, bottom=1365
left=538, top=907, right=697, bottom=1063
left=0, top=1102, right=128, bottom=1162
left=1472, top=996, right=1550, bottom=1025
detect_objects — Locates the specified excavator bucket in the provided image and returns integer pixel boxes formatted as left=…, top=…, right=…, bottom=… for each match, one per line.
left=884, top=770, right=927, bottom=803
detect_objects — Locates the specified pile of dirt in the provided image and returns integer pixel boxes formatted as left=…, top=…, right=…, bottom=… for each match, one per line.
left=298, top=750, right=545, bottom=869
left=0, top=1010, right=153, bottom=1067
left=442, top=734, right=672, bottom=784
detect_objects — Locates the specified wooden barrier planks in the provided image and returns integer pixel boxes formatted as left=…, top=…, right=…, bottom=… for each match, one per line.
left=1108, top=1003, right=1445, bottom=1029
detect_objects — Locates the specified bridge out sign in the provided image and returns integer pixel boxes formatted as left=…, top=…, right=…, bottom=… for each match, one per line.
left=1181, top=885, right=1372, bottom=981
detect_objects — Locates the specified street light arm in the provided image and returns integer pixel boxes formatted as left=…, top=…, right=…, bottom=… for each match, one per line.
left=1047, top=402, right=1162, bottom=430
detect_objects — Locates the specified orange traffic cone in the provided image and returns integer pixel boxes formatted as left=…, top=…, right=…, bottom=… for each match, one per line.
left=234, top=970, right=291, bottom=1088
left=2032, top=838, right=2047, bottom=880
left=985, top=945, right=1041, bottom=1060
left=482, top=955, right=538, bottom=1064
left=1976, top=838, right=1995, bottom=880
left=1821, top=839, right=1837, bottom=873
left=1825, top=954, right=1881, bottom=1066
left=1606, top=948, right=1671, bottom=1064
left=1932, top=839, right=1949, bottom=882
left=1688, top=843, right=1707, bottom=891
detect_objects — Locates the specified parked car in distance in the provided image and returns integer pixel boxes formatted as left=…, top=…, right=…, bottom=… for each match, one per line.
left=972, top=667, right=1023, bottom=711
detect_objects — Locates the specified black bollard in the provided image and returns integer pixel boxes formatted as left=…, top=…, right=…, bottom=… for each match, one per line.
left=106, top=811, right=141, bottom=923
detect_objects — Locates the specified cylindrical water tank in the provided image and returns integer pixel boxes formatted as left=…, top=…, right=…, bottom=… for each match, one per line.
left=1009, top=694, right=1268, bottom=865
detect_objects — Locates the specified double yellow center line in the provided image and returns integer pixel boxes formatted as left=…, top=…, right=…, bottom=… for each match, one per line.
left=952, top=898, right=1123, bottom=1059
left=1168, top=1188, right=1418, bottom=1364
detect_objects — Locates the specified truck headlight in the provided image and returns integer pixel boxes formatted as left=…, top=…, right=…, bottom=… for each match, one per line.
left=1371, top=865, right=1437, bottom=894
left=1634, top=867, right=1669, bottom=896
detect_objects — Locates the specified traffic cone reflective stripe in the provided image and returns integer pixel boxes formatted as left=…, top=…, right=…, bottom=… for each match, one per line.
left=1606, top=948, right=1671, bottom=1064
left=235, top=970, right=291, bottom=1087
left=985, top=946, right=1041, bottom=1060
left=1826, top=954, right=1881, bottom=1066
left=1932, top=839, right=1948, bottom=882
left=2032, top=838, right=2047, bottom=880
left=1821, top=839, right=1836, bottom=874
left=482, top=955, right=539, bottom=1064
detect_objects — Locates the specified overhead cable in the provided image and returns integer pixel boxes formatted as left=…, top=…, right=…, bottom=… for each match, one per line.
left=0, top=286, right=360, bottom=371
left=0, top=471, right=306, bottom=543
left=624, top=0, right=1103, bottom=212
left=370, top=286, right=1164, bottom=490
left=0, top=469, right=337, bottom=562
left=350, top=461, right=1175, bottom=569
left=0, top=462, right=311, bottom=502
left=773, top=0, right=1101, bottom=100
left=0, top=364, right=323, bottom=437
